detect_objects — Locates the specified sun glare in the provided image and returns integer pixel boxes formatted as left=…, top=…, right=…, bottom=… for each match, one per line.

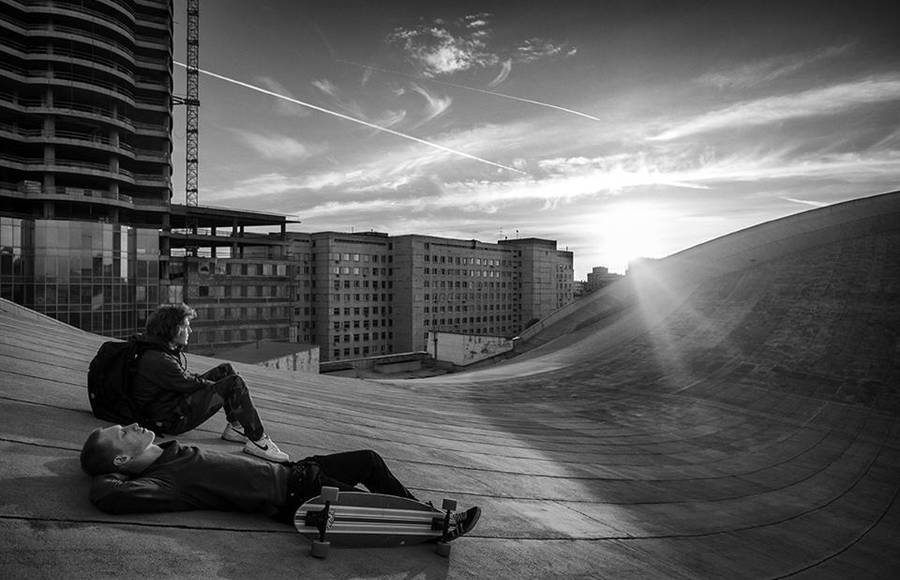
left=597, top=204, right=667, bottom=274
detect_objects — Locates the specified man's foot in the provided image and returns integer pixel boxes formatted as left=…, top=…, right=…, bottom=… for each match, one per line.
left=445, top=506, right=481, bottom=541
left=243, top=434, right=289, bottom=462
left=221, top=423, right=248, bottom=443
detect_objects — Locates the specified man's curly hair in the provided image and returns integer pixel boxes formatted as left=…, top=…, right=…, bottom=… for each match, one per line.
left=145, top=303, right=196, bottom=342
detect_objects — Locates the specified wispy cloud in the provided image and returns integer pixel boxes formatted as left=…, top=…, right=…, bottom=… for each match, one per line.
left=781, top=197, right=829, bottom=208
left=652, top=74, right=900, bottom=141
left=488, top=59, right=512, bottom=87
left=514, top=38, right=577, bottom=63
left=409, top=83, right=452, bottom=125
left=232, top=130, right=318, bottom=161
left=696, top=43, right=854, bottom=89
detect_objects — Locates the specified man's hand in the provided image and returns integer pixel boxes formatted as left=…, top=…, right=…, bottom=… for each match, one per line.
left=95, top=472, right=130, bottom=487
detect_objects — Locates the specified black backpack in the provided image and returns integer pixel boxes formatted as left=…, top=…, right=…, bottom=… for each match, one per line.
left=87, top=336, right=155, bottom=424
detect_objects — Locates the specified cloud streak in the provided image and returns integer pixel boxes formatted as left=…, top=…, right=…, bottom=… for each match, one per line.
left=175, top=61, right=525, bottom=175
left=232, top=130, right=317, bottom=161
left=696, top=43, right=854, bottom=89
left=652, top=74, right=900, bottom=141
left=409, top=82, right=452, bottom=125
left=338, top=59, right=602, bottom=121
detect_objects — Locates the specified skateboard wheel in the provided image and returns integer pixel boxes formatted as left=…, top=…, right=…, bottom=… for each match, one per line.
left=441, top=498, right=457, bottom=511
left=435, top=541, right=451, bottom=557
left=321, top=486, right=339, bottom=502
left=311, top=540, right=330, bottom=559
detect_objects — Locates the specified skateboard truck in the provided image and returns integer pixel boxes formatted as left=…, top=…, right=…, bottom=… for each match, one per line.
left=309, top=486, right=339, bottom=559
left=435, top=498, right=457, bottom=557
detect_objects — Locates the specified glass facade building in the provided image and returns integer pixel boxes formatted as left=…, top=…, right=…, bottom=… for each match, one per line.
left=0, top=217, right=160, bottom=337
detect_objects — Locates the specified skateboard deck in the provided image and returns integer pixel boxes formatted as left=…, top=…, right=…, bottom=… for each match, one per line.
left=294, top=487, right=457, bottom=558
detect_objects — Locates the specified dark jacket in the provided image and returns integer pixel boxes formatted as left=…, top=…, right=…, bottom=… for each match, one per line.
left=131, top=336, right=213, bottom=426
left=90, top=441, right=287, bottom=515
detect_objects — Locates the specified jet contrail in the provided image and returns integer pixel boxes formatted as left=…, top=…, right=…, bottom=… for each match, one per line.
left=174, top=62, right=526, bottom=175
left=337, top=59, right=602, bottom=122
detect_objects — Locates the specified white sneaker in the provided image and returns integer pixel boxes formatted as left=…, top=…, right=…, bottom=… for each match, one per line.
left=221, top=423, right=248, bottom=443
left=243, top=435, right=289, bottom=462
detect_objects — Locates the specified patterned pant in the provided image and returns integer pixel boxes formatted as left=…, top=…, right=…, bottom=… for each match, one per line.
left=163, top=363, right=265, bottom=441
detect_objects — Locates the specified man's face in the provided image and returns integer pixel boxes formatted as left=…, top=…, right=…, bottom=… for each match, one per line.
left=97, top=423, right=155, bottom=464
left=173, top=317, right=192, bottom=347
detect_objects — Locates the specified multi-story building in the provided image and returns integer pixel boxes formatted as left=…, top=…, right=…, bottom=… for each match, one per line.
left=499, top=238, right=575, bottom=326
left=585, top=266, right=622, bottom=293
left=285, top=232, right=575, bottom=362
left=0, top=0, right=174, bottom=337
left=393, top=234, right=522, bottom=354
left=305, top=231, right=394, bottom=361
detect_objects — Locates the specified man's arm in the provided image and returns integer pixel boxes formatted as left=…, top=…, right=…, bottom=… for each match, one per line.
left=90, top=473, right=193, bottom=514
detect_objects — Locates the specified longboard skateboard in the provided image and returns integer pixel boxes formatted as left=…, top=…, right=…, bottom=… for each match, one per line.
left=294, top=487, right=458, bottom=558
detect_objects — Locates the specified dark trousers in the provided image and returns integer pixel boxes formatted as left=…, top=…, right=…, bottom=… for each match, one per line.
left=163, top=363, right=265, bottom=441
left=277, top=449, right=418, bottom=523
left=311, top=450, right=417, bottom=500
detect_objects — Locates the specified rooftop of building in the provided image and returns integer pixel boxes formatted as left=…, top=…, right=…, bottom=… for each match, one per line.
left=214, top=340, right=316, bottom=365
left=2, top=190, right=899, bottom=579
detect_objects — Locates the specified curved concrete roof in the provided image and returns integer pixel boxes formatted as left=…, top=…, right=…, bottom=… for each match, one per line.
left=2, top=191, right=899, bottom=579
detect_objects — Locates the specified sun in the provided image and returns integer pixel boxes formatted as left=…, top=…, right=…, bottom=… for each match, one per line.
left=596, top=203, right=667, bottom=274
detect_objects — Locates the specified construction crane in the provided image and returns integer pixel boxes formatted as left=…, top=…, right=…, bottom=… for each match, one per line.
left=173, top=0, right=200, bottom=207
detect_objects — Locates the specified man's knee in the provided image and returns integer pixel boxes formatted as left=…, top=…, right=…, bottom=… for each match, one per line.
left=360, top=449, right=385, bottom=468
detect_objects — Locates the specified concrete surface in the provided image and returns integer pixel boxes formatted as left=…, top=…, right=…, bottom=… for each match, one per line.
left=1, top=190, right=899, bottom=579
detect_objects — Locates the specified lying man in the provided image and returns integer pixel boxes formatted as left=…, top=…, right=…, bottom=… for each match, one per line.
left=80, top=423, right=481, bottom=538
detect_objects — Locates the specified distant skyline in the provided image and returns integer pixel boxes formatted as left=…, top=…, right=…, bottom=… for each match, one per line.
left=171, top=0, right=900, bottom=276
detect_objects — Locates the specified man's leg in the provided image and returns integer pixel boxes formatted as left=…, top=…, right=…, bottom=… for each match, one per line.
left=198, top=362, right=235, bottom=383
left=311, top=450, right=417, bottom=500
left=164, top=374, right=265, bottom=441
left=197, top=365, right=265, bottom=441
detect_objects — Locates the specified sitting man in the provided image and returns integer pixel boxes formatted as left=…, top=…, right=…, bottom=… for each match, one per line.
left=131, top=303, right=287, bottom=462
left=80, top=423, right=481, bottom=539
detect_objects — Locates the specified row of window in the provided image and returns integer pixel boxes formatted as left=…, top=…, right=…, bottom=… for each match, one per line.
left=196, top=285, right=288, bottom=299
left=329, top=253, right=392, bottom=263
left=425, top=303, right=514, bottom=312
left=332, top=306, right=393, bottom=317
left=425, top=315, right=513, bottom=325
left=424, top=280, right=511, bottom=289
left=199, top=262, right=288, bottom=277
left=333, top=279, right=393, bottom=289
left=332, top=331, right=394, bottom=344
left=194, top=326, right=289, bottom=345
left=423, top=292, right=514, bottom=302
left=424, top=255, right=507, bottom=266
left=332, top=319, right=393, bottom=330
left=193, top=305, right=289, bottom=321
left=333, top=345, right=392, bottom=359
left=331, top=266, right=392, bottom=276
left=327, top=293, right=392, bottom=303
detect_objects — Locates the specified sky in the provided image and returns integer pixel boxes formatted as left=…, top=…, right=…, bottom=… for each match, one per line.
left=170, top=0, right=900, bottom=277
